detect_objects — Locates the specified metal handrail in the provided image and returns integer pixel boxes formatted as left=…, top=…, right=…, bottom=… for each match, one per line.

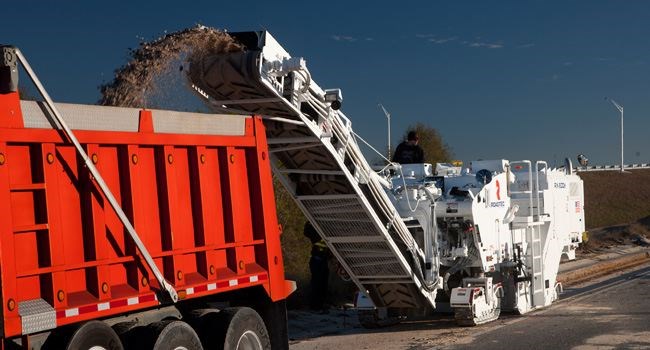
left=534, top=161, right=547, bottom=220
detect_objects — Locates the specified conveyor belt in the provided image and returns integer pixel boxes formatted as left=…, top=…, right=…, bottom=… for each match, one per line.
left=190, top=31, right=438, bottom=310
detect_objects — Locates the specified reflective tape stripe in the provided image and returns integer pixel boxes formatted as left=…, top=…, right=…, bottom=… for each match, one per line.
left=65, top=308, right=79, bottom=317
left=54, top=273, right=267, bottom=321
left=56, top=292, right=159, bottom=320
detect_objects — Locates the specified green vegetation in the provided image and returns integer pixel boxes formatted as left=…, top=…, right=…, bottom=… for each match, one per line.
left=401, top=123, right=453, bottom=165
left=274, top=177, right=310, bottom=285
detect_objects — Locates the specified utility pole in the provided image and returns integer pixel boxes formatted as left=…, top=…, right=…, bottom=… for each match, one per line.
left=606, top=97, right=624, bottom=173
left=378, top=104, right=391, bottom=161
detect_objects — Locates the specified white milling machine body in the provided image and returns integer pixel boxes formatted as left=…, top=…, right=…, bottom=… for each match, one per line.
left=189, top=31, right=585, bottom=326
left=389, top=160, right=585, bottom=324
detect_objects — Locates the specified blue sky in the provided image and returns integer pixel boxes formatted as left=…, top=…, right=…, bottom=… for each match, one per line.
left=3, top=1, right=650, bottom=166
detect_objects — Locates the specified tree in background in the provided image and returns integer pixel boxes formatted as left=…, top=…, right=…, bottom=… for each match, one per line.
left=397, top=122, right=452, bottom=165
left=273, top=177, right=310, bottom=285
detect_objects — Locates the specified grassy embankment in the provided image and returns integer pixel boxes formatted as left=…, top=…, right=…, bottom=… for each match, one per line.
left=582, top=169, right=650, bottom=229
left=581, top=169, right=650, bottom=246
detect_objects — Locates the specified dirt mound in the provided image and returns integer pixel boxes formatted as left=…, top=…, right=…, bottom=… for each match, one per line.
left=578, top=169, right=650, bottom=253
left=581, top=169, right=650, bottom=229
left=580, top=215, right=650, bottom=254
left=99, top=25, right=242, bottom=108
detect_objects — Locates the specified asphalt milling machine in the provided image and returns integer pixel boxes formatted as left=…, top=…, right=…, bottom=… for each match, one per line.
left=189, top=31, right=585, bottom=327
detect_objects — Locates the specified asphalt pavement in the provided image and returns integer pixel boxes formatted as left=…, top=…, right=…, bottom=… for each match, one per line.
left=446, top=265, right=650, bottom=349
left=290, top=256, right=650, bottom=350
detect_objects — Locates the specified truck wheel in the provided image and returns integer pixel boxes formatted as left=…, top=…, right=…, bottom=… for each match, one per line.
left=198, top=307, right=271, bottom=350
left=149, top=320, right=203, bottom=350
left=145, top=320, right=203, bottom=350
left=65, top=320, right=124, bottom=350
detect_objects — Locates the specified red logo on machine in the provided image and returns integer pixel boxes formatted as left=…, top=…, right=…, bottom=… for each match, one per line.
left=495, top=180, right=501, bottom=200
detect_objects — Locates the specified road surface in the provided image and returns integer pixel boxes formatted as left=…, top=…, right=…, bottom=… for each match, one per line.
left=289, top=263, right=650, bottom=350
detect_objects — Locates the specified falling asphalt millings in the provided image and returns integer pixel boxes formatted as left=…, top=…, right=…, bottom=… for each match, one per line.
left=99, top=25, right=242, bottom=109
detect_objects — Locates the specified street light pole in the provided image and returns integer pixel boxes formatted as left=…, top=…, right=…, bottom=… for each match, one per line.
left=606, top=98, right=624, bottom=173
left=379, top=104, right=391, bottom=161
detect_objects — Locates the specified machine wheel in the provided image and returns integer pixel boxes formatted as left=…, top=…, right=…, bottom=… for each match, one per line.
left=454, top=291, right=501, bottom=326
left=130, top=320, right=203, bottom=350
left=357, top=309, right=401, bottom=329
left=197, top=307, right=271, bottom=350
left=52, top=320, right=124, bottom=350
left=358, top=309, right=381, bottom=329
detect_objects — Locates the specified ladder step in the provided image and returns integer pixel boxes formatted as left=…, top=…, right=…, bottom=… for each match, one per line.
left=10, top=183, right=46, bottom=191
left=14, top=224, right=49, bottom=233
left=279, top=169, right=345, bottom=175
left=318, top=217, right=372, bottom=223
left=297, top=194, right=358, bottom=201
left=328, top=236, right=387, bottom=243
left=338, top=252, right=396, bottom=258
left=311, top=208, right=367, bottom=215
left=360, top=279, right=415, bottom=284
left=350, top=260, right=402, bottom=268
left=358, top=275, right=412, bottom=280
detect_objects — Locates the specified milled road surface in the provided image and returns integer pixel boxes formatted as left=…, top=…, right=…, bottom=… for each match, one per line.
left=290, top=263, right=650, bottom=350
left=447, top=265, right=650, bottom=350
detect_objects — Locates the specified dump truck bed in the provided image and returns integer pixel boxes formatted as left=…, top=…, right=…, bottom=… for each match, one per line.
left=0, top=100, right=291, bottom=338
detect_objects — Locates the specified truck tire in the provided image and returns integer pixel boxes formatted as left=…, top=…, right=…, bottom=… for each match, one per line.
left=198, top=307, right=271, bottom=350
left=256, top=300, right=289, bottom=350
left=65, top=320, right=124, bottom=350
left=135, top=320, right=203, bottom=350
left=153, top=320, right=203, bottom=350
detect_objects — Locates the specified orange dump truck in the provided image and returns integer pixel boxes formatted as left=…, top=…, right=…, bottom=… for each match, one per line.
left=0, top=45, right=294, bottom=349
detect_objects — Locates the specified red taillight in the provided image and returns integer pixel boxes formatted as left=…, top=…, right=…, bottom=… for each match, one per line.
left=469, top=288, right=482, bottom=304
